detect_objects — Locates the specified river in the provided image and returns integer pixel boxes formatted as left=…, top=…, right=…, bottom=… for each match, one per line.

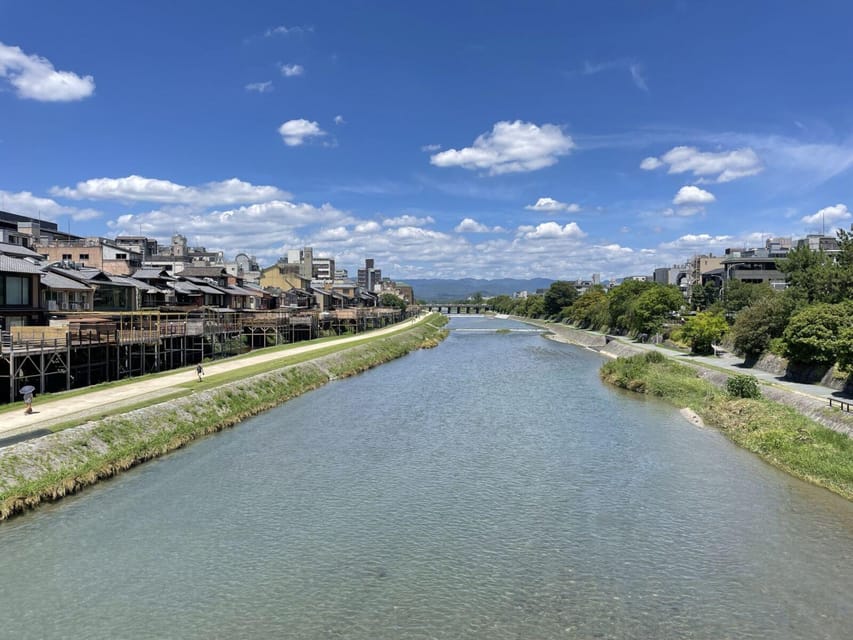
left=0, top=316, right=851, bottom=639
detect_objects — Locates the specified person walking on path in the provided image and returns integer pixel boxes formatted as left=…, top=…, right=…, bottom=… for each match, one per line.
left=22, top=389, right=34, bottom=415
left=196, top=363, right=204, bottom=382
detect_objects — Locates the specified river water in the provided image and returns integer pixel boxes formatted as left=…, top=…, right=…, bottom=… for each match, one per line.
left=1, top=316, right=851, bottom=639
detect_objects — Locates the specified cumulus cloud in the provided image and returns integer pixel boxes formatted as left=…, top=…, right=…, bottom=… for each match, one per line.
left=280, top=63, right=304, bottom=77
left=0, top=42, right=95, bottom=101
left=334, top=115, right=345, bottom=125
left=278, top=119, right=326, bottom=146
left=673, top=185, right=716, bottom=206
left=354, top=221, right=381, bottom=233
left=382, top=214, right=435, bottom=227
left=519, top=221, right=586, bottom=240
left=107, top=200, right=351, bottom=255
left=51, top=175, right=289, bottom=206
left=525, top=197, right=581, bottom=213
left=245, top=81, right=273, bottom=93
left=0, top=189, right=101, bottom=221
left=659, top=234, right=734, bottom=250
left=645, top=145, right=763, bottom=183
left=801, top=203, right=851, bottom=226
left=430, top=121, right=574, bottom=175
left=453, top=218, right=507, bottom=233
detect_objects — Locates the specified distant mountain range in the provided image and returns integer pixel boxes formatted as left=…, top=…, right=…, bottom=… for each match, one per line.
left=402, top=278, right=555, bottom=302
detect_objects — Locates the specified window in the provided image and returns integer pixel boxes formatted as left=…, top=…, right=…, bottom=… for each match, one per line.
left=62, top=253, right=72, bottom=260
left=78, top=253, right=89, bottom=260
left=0, top=275, right=31, bottom=306
left=116, top=253, right=127, bottom=260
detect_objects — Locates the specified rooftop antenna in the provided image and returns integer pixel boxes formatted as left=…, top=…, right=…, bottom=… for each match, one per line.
left=822, top=210, right=825, bottom=236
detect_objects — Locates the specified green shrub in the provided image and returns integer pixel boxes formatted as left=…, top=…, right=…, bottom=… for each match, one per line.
left=726, top=374, right=761, bottom=399
left=644, top=350, right=666, bottom=364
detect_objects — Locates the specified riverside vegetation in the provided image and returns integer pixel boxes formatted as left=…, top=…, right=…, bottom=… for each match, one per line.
left=600, top=351, right=853, bottom=500
left=0, top=315, right=448, bottom=520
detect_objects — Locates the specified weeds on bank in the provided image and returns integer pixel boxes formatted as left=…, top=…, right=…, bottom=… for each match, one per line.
left=600, top=352, right=853, bottom=500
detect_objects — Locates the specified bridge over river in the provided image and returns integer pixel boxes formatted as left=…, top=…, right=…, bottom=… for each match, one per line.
left=423, top=303, right=491, bottom=314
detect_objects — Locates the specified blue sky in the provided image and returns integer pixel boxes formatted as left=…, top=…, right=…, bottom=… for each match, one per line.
left=2, top=0, right=853, bottom=280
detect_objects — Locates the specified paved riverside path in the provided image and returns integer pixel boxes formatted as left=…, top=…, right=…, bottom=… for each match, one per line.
left=0, top=316, right=423, bottom=444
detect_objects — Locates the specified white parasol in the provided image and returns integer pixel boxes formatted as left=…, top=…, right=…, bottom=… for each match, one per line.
left=19, top=385, right=35, bottom=395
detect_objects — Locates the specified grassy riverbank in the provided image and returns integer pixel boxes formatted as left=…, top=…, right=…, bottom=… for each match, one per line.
left=600, top=352, right=853, bottom=500
left=0, top=316, right=449, bottom=521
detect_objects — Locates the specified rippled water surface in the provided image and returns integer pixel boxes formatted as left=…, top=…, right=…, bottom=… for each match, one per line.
left=1, top=316, right=852, bottom=639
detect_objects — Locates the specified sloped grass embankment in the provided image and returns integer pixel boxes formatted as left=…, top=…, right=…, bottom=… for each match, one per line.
left=600, top=352, right=853, bottom=501
left=0, top=317, right=448, bottom=520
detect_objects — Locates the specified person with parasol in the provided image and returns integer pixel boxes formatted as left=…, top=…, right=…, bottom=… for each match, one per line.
left=20, top=384, right=35, bottom=415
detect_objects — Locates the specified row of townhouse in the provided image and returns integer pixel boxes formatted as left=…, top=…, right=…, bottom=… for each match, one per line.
left=1, top=252, right=390, bottom=331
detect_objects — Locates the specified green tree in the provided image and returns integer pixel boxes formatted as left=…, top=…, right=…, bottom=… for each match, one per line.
left=680, top=311, right=729, bottom=355
left=543, top=281, right=579, bottom=317
left=729, top=293, right=792, bottom=358
left=566, top=287, right=609, bottom=328
left=690, top=281, right=720, bottom=310
left=628, top=285, right=684, bottom=334
left=379, top=293, right=407, bottom=311
left=607, top=280, right=654, bottom=333
left=776, top=245, right=839, bottom=303
left=781, top=302, right=853, bottom=365
left=718, top=280, right=775, bottom=316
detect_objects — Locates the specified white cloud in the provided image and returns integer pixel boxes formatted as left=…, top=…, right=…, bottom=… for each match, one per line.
left=659, top=234, right=733, bottom=250
left=245, top=81, right=273, bottom=93
left=0, top=189, right=102, bottom=221
left=382, top=215, right=435, bottom=227
left=421, top=143, right=441, bottom=152
left=673, top=185, right=716, bottom=206
left=640, top=156, right=663, bottom=170
left=430, top=120, right=574, bottom=175
left=107, top=200, right=351, bottom=256
left=525, top=197, right=581, bottom=213
left=265, top=25, right=313, bottom=37
left=280, top=63, right=304, bottom=77
left=656, top=146, right=763, bottom=183
left=334, top=115, right=345, bottom=125
left=801, top=203, right=851, bottom=226
left=278, top=119, right=326, bottom=146
left=354, top=221, right=381, bottom=233
left=519, top=221, right=586, bottom=240
left=0, top=42, right=95, bottom=102
left=52, top=175, right=289, bottom=206
left=454, top=218, right=506, bottom=233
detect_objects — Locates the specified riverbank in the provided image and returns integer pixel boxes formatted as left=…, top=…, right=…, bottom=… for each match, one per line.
left=0, top=316, right=448, bottom=521
left=515, top=317, right=853, bottom=499
left=600, top=352, right=853, bottom=500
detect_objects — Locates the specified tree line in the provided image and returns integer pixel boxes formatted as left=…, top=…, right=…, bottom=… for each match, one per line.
left=489, top=229, right=853, bottom=370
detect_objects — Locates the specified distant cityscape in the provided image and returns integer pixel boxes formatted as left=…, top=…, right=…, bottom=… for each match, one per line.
left=0, top=208, right=415, bottom=327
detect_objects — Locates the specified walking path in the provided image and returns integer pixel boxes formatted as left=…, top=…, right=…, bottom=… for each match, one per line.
left=0, top=316, right=423, bottom=445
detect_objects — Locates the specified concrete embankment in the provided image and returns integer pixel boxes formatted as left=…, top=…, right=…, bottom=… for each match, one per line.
left=0, top=319, right=448, bottom=521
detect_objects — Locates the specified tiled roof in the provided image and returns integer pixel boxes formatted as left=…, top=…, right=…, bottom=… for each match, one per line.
left=41, top=271, right=92, bottom=290
left=0, top=255, right=44, bottom=274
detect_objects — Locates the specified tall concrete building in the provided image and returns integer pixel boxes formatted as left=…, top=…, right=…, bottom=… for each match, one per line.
left=357, top=258, right=381, bottom=292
